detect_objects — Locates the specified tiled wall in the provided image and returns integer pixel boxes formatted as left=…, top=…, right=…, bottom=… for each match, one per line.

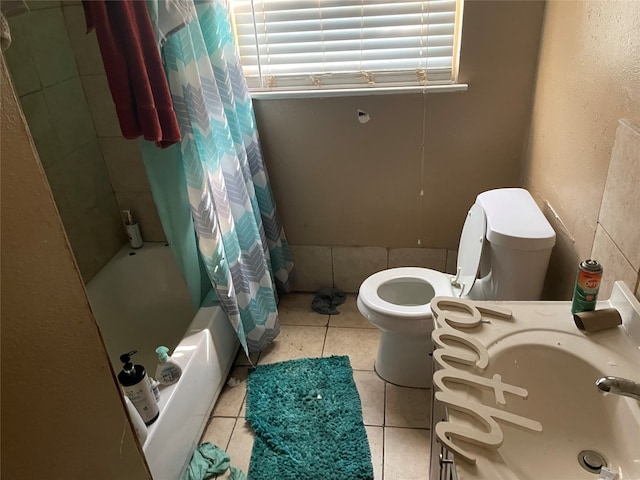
left=590, top=120, right=640, bottom=300
left=62, top=3, right=166, bottom=243
left=5, top=1, right=166, bottom=281
left=290, top=246, right=458, bottom=293
left=4, top=1, right=123, bottom=281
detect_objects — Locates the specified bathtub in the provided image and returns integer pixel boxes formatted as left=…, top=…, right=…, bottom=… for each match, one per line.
left=86, top=243, right=239, bottom=480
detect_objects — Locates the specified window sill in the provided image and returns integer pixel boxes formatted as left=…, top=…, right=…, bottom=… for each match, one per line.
left=249, top=84, right=468, bottom=100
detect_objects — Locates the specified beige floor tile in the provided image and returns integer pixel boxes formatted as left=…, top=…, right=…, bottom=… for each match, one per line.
left=212, top=366, right=249, bottom=417
left=384, top=427, right=431, bottom=480
left=353, top=370, right=385, bottom=426
left=366, top=426, right=384, bottom=480
left=258, top=325, right=326, bottom=364
left=278, top=292, right=329, bottom=327
left=385, top=384, right=431, bottom=428
left=200, top=416, right=236, bottom=450
left=329, top=294, right=376, bottom=329
left=323, top=327, right=380, bottom=370
left=221, top=419, right=255, bottom=477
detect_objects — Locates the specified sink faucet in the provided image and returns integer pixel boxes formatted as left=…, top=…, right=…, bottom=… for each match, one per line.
left=595, top=376, right=640, bottom=401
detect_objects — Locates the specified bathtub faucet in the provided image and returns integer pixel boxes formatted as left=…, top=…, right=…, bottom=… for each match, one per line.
left=595, top=376, right=640, bottom=401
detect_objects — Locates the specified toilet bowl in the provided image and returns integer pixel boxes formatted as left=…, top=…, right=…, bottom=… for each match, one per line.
left=357, top=203, right=485, bottom=388
left=357, top=268, right=455, bottom=387
left=357, top=188, right=556, bottom=388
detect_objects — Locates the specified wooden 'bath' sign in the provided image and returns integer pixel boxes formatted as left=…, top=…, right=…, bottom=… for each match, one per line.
left=431, top=297, right=543, bottom=464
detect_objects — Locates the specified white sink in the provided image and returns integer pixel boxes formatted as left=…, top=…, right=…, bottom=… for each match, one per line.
left=432, top=282, right=640, bottom=480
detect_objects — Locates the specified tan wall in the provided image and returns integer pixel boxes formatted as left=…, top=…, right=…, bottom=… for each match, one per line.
left=255, top=0, right=545, bottom=251
left=1, top=52, right=150, bottom=480
left=524, top=0, right=640, bottom=300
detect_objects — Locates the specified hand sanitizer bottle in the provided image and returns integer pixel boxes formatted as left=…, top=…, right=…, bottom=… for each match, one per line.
left=155, top=346, right=183, bottom=386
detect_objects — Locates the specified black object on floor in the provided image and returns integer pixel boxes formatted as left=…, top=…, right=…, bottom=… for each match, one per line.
left=311, top=287, right=347, bottom=314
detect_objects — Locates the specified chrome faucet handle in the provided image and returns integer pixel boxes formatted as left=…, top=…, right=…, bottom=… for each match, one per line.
left=595, top=376, right=640, bottom=402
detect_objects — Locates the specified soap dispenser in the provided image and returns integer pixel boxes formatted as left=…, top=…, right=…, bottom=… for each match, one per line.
left=122, top=210, right=143, bottom=249
left=118, top=350, right=159, bottom=425
left=155, top=346, right=183, bottom=385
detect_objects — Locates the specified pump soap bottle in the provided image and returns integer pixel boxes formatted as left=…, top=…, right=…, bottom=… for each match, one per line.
left=122, top=210, right=143, bottom=249
left=118, top=351, right=159, bottom=425
left=155, top=346, right=183, bottom=385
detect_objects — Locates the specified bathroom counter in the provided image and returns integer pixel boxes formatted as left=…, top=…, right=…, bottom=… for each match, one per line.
left=429, top=281, right=640, bottom=480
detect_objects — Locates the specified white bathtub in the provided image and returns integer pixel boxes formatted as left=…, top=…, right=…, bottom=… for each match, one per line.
left=87, top=243, right=239, bottom=480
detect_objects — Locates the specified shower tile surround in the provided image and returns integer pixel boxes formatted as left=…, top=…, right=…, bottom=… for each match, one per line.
left=4, top=3, right=124, bottom=281
left=5, top=1, right=167, bottom=281
left=203, top=293, right=432, bottom=480
left=590, top=120, right=640, bottom=299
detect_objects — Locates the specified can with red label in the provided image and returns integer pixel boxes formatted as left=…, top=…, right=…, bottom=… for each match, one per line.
left=571, top=259, right=603, bottom=314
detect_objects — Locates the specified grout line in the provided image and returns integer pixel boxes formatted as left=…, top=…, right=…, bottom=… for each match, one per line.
left=381, top=416, right=385, bottom=480
left=225, top=417, right=238, bottom=452
left=381, top=378, right=388, bottom=479
left=330, top=246, right=335, bottom=288
left=382, top=381, right=387, bottom=427
left=326, top=324, right=376, bottom=329
left=384, top=425, right=432, bottom=431
left=320, top=324, right=329, bottom=357
left=236, top=390, right=247, bottom=418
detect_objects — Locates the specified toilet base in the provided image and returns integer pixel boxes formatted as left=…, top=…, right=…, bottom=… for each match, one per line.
left=375, top=330, right=433, bottom=388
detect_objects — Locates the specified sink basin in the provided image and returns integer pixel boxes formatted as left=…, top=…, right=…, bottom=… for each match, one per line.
left=432, top=282, right=640, bottom=480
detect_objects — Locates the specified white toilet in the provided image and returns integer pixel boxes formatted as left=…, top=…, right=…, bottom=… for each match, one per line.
left=357, top=188, right=556, bottom=388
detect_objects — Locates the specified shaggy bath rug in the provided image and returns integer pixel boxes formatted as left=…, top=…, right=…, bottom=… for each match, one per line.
left=245, top=356, right=373, bottom=480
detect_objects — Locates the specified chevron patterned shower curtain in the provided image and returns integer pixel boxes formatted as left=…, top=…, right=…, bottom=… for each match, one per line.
left=161, top=0, right=294, bottom=354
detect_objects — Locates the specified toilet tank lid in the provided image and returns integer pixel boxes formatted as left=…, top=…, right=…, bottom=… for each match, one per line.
left=476, top=188, right=556, bottom=250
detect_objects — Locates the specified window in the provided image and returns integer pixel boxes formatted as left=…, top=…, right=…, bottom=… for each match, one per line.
left=231, top=0, right=464, bottom=96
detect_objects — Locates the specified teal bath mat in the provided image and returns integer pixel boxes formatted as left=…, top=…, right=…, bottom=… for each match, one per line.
left=245, top=356, right=373, bottom=480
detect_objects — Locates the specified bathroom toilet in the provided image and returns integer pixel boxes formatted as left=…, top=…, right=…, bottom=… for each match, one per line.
left=357, top=188, right=556, bottom=388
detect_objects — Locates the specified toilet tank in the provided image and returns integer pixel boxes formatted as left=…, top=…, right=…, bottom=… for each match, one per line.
left=471, top=188, right=556, bottom=301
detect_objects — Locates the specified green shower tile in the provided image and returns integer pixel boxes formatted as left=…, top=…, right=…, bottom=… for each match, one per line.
left=68, top=139, right=113, bottom=209
left=19, top=91, right=63, bottom=168
left=43, top=77, right=96, bottom=154
left=27, top=1, right=60, bottom=10
left=65, top=194, right=125, bottom=282
left=3, top=17, right=42, bottom=97
left=45, top=158, right=81, bottom=227
left=22, top=8, right=78, bottom=87
left=63, top=5, right=105, bottom=76
left=45, top=139, right=113, bottom=229
left=82, top=74, right=121, bottom=137
left=99, top=137, right=150, bottom=193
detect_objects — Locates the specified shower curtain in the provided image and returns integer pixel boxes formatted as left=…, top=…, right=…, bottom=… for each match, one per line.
left=144, top=0, right=294, bottom=355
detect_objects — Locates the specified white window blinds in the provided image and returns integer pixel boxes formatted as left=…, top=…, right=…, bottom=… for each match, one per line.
left=231, top=0, right=463, bottom=93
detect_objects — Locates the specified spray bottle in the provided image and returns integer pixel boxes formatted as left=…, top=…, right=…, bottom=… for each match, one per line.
left=155, top=346, right=183, bottom=385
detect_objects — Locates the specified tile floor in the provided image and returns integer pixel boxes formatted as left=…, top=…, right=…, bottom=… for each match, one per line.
left=200, top=293, right=432, bottom=479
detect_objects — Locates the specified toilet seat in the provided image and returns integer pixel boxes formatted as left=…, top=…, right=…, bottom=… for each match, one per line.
left=358, top=267, right=453, bottom=318
left=453, top=203, right=486, bottom=297
left=358, top=202, right=486, bottom=318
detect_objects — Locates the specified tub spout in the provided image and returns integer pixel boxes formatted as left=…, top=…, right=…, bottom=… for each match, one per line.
left=595, top=376, right=640, bottom=401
